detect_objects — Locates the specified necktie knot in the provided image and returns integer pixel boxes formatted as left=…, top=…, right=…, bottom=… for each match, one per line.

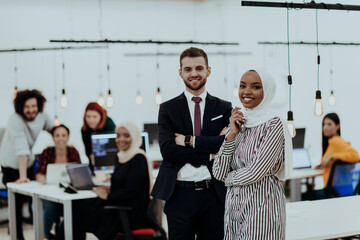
left=192, top=96, right=202, bottom=103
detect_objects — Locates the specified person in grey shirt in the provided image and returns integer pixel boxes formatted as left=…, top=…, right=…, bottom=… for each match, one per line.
left=0, top=89, right=53, bottom=239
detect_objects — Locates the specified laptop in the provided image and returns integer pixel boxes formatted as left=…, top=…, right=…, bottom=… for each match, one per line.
left=46, top=163, right=71, bottom=184
left=66, top=164, right=95, bottom=190
left=91, top=132, right=150, bottom=173
left=292, top=148, right=312, bottom=169
left=292, top=128, right=305, bottom=149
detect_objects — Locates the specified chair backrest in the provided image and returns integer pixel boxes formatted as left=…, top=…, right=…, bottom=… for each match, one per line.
left=326, top=160, right=360, bottom=197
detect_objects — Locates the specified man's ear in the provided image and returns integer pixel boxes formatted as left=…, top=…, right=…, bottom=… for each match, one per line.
left=207, top=66, right=211, bottom=77
left=179, top=69, right=182, bottom=78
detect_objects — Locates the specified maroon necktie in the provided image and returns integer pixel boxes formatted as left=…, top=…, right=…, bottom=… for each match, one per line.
left=192, top=97, right=202, bottom=136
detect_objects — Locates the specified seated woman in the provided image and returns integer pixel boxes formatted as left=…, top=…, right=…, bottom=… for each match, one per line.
left=35, top=124, right=81, bottom=239
left=71, top=122, right=151, bottom=240
left=303, top=113, right=360, bottom=200
left=81, top=102, right=116, bottom=174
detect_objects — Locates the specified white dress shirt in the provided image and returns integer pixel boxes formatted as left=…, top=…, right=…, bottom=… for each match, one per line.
left=177, top=90, right=211, bottom=181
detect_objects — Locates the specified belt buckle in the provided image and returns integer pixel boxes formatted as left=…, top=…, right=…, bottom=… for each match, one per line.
left=194, top=181, right=204, bottom=191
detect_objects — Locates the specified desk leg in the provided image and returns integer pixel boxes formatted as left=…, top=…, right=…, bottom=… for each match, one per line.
left=63, top=200, right=73, bottom=240
left=290, top=179, right=302, bottom=202
left=8, top=189, right=17, bottom=240
left=33, top=195, right=44, bottom=240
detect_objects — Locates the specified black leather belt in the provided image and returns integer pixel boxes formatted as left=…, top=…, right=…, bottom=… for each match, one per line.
left=176, top=180, right=213, bottom=191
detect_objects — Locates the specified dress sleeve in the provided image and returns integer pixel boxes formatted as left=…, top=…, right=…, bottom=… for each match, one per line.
left=212, top=128, right=238, bottom=181
left=225, top=118, right=284, bottom=187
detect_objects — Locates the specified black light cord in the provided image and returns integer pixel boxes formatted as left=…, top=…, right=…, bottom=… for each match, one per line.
left=316, top=9, right=320, bottom=91
left=287, top=8, right=292, bottom=112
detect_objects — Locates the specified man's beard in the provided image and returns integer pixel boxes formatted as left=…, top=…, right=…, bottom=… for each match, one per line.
left=184, top=78, right=207, bottom=91
left=24, top=112, right=38, bottom=121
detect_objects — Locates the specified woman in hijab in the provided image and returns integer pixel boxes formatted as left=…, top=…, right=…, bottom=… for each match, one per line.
left=70, top=122, right=151, bottom=240
left=213, top=70, right=292, bottom=239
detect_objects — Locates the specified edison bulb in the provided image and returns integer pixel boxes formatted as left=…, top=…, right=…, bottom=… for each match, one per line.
left=106, top=94, right=114, bottom=108
left=314, top=99, right=324, bottom=117
left=13, top=87, right=18, bottom=100
left=329, top=92, right=335, bottom=106
left=287, top=121, right=296, bottom=138
left=98, top=94, right=105, bottom=106
left=155, top=88, right=163, bottom=105
left=232, top=87, right=239, bottom=98
left=60, top=89, right=68, bottom=108
left=54, top=116, right=60, bottom=126
left=136, top=93, right=143, bottom=105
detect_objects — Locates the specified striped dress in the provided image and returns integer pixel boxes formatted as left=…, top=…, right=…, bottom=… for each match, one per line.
left=213, top=117, right=286, bottom=240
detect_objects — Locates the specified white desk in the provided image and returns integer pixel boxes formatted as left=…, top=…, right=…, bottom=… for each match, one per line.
left=7, top=181, right=97, bottom=240
left=33, top=184, right=97, bottom=240
left=7, top=181, right=43, bottom=240
left=286, top=195, right=360, bottom=239
left=288, top=169, right=323, bottom=202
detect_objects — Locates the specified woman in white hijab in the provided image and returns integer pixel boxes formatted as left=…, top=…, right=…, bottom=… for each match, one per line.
left=213, top=70, right=292, bottom=240
left=71, top=122, right=151, bottom=240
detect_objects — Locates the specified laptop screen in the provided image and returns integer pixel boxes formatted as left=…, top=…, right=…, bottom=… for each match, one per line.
left=292, top=148, right=312, bottom=169
left=91, top=132, right=150, bottom=172
left=292, top=128, right=305, bottom=149
left=67, top=164, right=94, bottom=190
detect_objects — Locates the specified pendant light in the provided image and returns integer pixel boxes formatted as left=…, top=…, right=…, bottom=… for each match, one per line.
left=53, top=51, right=60, bottom=126
left=105, top=46, right=114, bottom=108
left=286, top=8, right=296, bottom=138
left=97, top=50, right=105, bottom=107
left=54, top=115, right=60, bottom=126
left=313, top=9, right=323, bottom=117
left=135, top=61, right=143, bottom=105
left=155, top=87, right=163, bottom=106
left=232, top=86, right=239, bottom=98
left=98, top=93, right=105, bottom=106
left=155, top=50, right=163, bottom=105
left=60, top=49, right=68, bottom=108
left=329, top=48, right=336, bottom=106
left=13, top=54, right=18, bottom=99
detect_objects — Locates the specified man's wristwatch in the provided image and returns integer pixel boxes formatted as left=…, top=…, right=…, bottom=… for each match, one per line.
left=184, top=135, right=192, bottom=147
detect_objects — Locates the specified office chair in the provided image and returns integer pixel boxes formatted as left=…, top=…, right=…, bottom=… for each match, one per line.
left=326, top=160, right=360, bottom=197
left=105, top=198, right=167, bottom=240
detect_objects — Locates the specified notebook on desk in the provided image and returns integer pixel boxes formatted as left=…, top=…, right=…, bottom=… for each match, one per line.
left=293, top=148, right=312, bottom=169
left=46, top=163, right=72, bottom=184
left=67, top=164, right=95, bottom=190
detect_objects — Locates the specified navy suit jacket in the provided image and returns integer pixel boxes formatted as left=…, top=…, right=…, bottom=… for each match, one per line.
left=151, top=92, right=232, bottom=202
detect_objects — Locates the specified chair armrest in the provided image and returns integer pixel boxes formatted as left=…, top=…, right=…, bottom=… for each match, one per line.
left=104, top=205, right=132, bottom=211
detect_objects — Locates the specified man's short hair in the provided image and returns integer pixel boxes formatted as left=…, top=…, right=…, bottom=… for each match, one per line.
left=14, top=89, right=46, bottom=118
left=180, top=47, right=208, bottom=68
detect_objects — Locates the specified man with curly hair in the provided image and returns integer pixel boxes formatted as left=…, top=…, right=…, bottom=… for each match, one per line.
left=0, top=89, right=53, bottom=239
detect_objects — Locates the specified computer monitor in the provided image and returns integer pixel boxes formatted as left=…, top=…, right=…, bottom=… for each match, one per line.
left=292, top=128, right=305, bottom=149
left=292, top=148, right=312, bottom=169
left=143, top=123, right=158, bottom=145
left=91, top=132, right=150, bottom=172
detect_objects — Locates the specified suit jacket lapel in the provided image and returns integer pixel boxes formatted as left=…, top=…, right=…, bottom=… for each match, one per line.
left=177, top=93, right=193, bottom=135
left=202, top=93, right=216, bottom=136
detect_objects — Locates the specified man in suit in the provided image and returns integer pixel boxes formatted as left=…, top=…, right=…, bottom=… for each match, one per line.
left=151, top=47, right=232, bottom=240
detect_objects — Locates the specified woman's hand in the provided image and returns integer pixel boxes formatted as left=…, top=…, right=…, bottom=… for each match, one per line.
left=315, top=154, right=333, bottom=170
left=93, top=186, right=110, bottom=200
left=35, top=174, right=47, bottom=184
left=227, top=107, right=245, bottom=141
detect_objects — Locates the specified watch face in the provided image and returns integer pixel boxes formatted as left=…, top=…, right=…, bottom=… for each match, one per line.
left=185, top=135, right=191, bottom=144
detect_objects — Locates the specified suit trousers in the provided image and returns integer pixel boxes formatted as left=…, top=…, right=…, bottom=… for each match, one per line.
left=164, top=184, right=224, bottom=240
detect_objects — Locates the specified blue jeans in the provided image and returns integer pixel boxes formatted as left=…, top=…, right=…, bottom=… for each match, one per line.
left=43, top=200, right=61, bottom=236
